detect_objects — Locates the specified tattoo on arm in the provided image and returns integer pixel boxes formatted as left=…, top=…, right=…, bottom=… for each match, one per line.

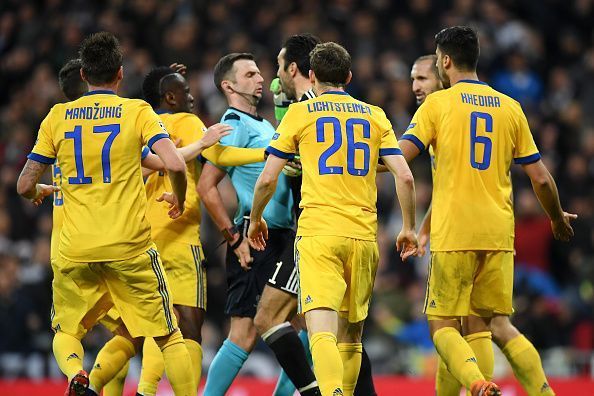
left=18, top=159, right=49, bottom=199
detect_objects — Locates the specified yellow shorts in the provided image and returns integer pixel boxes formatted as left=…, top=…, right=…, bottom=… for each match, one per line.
left=51, top=245, right=177, bottom=339
left=424, top=251, right=514, bottom=318
left=99, top=307, right=124, bottom=334
left=154, top=240, right=207, bottom=309
left=295, top=236, right=379, bottom=323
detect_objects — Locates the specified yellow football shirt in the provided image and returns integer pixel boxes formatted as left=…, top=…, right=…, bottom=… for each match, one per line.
left=50, top=162, right=64, bottom=262
left=268, top=91, right=401, bottom=240
left=401, top=80, right=540, bottom=251
left=29, top=90, right=169, bottom=262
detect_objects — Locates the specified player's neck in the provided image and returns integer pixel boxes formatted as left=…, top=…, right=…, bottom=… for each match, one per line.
left=87, top=82, right=118, bottom=94
left=447, top=70, right=479, bottom=86
left=314, top=83, right=345, bottom=96
left=294, top=75, right=313, bottom=99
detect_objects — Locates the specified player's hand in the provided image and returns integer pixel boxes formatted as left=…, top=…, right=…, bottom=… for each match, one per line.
left=157, top=192, right=185, bottom=219
left=417, top=229, right=429, bottom=257
left=169, top=63, right=187, bottom=75
left=248, top=218, right=268, bottom=251
left=396, top=229, right=418, bottom=261
left=234, top=237, right=254, bottom=270
left=270, top=78, right=292, bottom=122
left=282, top=155, right=302, bottom=177
left=201, top=123, right=233, bottom=149
left=31, top=184, right=59, bottom=206
left=551, top=211, right=578, bottom=241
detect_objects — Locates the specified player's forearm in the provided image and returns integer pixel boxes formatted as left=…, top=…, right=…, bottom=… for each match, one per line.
left=178, top=140, right=206, bottom=162
left=17, top=159, right=48, bottom=198
left=250, top=175, right=277, bottom=222
left=202, top=145, right=265, bottom=167
left=530, top=171, right=564, bottom=222
left=167, top=170, right=187, bottom=209
left=419, top=202, right=432, bottom=235
left=395, top=172, right=416, bottom=231
left=199, top=184, right=234, bottom=230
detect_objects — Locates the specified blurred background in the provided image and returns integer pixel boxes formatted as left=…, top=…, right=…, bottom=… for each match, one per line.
left=0, top=0, right=593, bottom=394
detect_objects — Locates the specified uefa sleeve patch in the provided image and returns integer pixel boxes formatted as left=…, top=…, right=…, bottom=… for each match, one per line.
left=406, top=123, right=416, bottom=131
left=272, top=133, right=280, bottom=140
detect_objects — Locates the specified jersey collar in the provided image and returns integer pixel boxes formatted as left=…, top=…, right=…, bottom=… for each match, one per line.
left=155, top=109, right=173, bottom=114
left=456, top=79, right=489, bottom=86
left=83, top=89, right=116, bottom=96
left=229, top=106, right=263, bottom=121
left=320, top=90, right=350, bottom=96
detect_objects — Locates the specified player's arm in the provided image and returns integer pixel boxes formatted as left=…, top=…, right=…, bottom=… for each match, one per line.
left=417, top=202, right=432, bottom=256
left=248, top=154, right=287, bottom=251
left=197, top=162, right=253, bottom=269
left=16, top=159, right=58, bottom=206
left=522, top=160, right=577, bottom=241
left=151, top=138, right=187, bottom=218
left=381, top=154, right=418, bottom=260
left=398, top=139, right=422, bottom=163
left=202, top=144, right=265, bottom=167
left=177, top=123, right=233, bottom=162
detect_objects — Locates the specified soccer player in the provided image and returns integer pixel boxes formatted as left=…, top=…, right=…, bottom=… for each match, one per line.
left=273, top=34, right=378, bottom=396
left=411, top=53, right=561, bottom=396
left=17, top=32, right=195, bottom=396
left=198, top=53, right=320, bottom=396
left=248, top=42, right=418, bottom=396
left=136, top=66, right=266, bottom=396
left=398, top=26, right=576, bottom=396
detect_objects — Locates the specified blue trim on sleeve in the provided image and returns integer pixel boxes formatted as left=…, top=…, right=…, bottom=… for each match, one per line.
left=83, top=90, right=116, bottom=96
left=141, top=146, right=150, bottom=160
left=379, top=148, right=403, bottom=156
left=147, top=133, right=169, bottom=149
left=27, top=152, right=55, bottom=164
left=265, top=146, right=295, bottom=160
left=400, top=134, right=426, bottom=151
left=514, top=152, right=541, bottom=164
left=321, top=90, right=349, bottom=96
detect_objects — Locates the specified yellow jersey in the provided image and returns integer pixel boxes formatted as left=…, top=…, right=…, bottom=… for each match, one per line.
left=50, top=162, right=64, bottom=262
left=29, top=90, right=169, bottom=262
left=402, top=80, right=540, bottom=251
left=144, top=111, right=265, bottom=245
left=268, top=90, right=401, bottom=240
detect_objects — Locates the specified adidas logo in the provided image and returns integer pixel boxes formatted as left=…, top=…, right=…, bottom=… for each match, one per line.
left=94, top=363, right=102, bottom=370
left=66, top=353, right=80, bottom=361
left=541, top=382, right=550, bottom=392
left=304, top=295, right=313, bottom=304
left=465, top=357, right=477, bottom=363
left=332, top=388, right=344, bottom=396
left=429, top=300, right=436, bottom=308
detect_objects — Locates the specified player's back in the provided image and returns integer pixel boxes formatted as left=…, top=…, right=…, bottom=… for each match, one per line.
left=35, top=90, right=169, bottom=262
left=404, top=80, right=540, bottom=251
left=145, top=112, right=203, bottom=244
left=273, top=91, right=400, bottom=241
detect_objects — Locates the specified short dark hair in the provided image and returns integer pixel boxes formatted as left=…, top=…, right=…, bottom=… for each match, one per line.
left=142, top=66, right=176, bottom=109
left=309, top=42, right=351, bottom=87
left=79, top=31, right=123, bottom=85
left=58, top=59, right=87, bottom=101
left=213, top=53, right=255, bottom=93
left=282, top=34, right=321, bottom=77
left=435, top=26, right=479, bottom=71
left=414, top=54, right=439, bottom=78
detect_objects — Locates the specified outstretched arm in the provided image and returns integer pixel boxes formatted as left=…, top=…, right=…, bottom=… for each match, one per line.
left=248, top=154, right=287, bottom=250
left=522, top=160, right=577, bottom=241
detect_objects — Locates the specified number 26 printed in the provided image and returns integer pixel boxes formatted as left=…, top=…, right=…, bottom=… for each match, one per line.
left=316, top=116, right=370, bottom=176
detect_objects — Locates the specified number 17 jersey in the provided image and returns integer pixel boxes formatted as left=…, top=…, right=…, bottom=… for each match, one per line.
left=28, top=90, right=170, bottom=262
left=267, top=91, right=401, bottom=241
left=402, top=80, right=541, bottom=251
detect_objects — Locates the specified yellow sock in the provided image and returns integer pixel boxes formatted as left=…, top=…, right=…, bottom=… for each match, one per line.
left=502, top=335, right=555, bottom=396
left=465, top=331, right=494, bottom=381
left=155, top=329, right=195, bottom=396
left=337, top=342, right=362, bottom=396
left=103, top=360, right=129, bottom=396
left=138, top=338, right=164, bottom=396
left=432, top=327, right=484, bottom=390
left=89, top=335, right=135, bottom=393
left=435, top=356, right=462, bottom=396
left=52, top=332, right=84, bottom=380
left=310, top=332, right=343, bottom=396
left=185, top=338, right=203, bottom=390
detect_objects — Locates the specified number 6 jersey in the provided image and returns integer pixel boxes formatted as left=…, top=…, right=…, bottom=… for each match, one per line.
left=401, top=80, right=541, bottom=252
left=28, top=90, right=170, bottom=262
left=267, top=90, right=401, bottom=241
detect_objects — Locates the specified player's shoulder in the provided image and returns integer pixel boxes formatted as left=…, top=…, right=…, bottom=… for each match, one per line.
left=120, top=97, right=152, bottom=110
left=487, top=86, right=523, bottom=111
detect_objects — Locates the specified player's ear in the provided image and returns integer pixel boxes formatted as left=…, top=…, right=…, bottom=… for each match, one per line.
left=79, top=68, right=87, bottom=83
left=116, top=66, right=124, bottom=82
left=289, top=62, right=298, bottom=77
left=309, top=70, right=315, bottom=85
left=164, top=91, right=176, bottom=106
left=443, top=54, right=451, bottom=70
left=345, top=71, right=352, bottom=86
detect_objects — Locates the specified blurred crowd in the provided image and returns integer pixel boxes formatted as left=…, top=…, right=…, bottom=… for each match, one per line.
left=0, top=0, right=593, bottom=379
